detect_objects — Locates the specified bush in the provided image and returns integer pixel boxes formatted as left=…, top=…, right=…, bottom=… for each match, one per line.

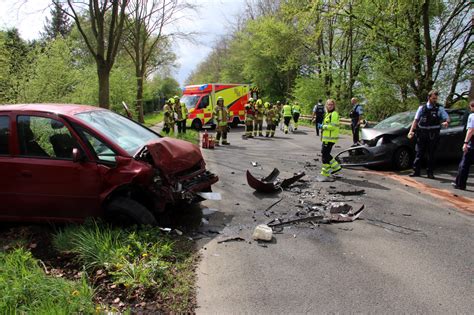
left=0, top=248, right=94, bottom=314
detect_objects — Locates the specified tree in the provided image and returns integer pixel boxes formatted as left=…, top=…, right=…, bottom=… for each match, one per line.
left=42, top=2, right=71, bottom=40
left=55, top=0, right=128, bottom=109
left=124, top=0, right=187, bottom=122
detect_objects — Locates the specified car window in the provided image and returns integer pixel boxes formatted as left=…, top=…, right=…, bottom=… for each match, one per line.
left=374, top=112, right=415, bottom=129
left=198, top=95, right=209, bottom=109
left=79, top=128, right=117, bottom=163
left=0, top=116, right=9, bottom=155
left=17, top=115, right=77, bottom=159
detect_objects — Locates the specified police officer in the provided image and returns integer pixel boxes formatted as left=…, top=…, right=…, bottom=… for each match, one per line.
left=312, top=99, right=325, bottom=136
left=282, top=102, right=293, bottom=134
left=292, top=101, right=302, bottom=130
left=452, top=100, right=474, bottom=190
left=320, top=99, right=342, bottom=179
left=349, top=97, right=363, bottom=145
left=214, top=96, right=230, bottom=145
left=408, top=90, right=450, bottom=179
left=174, top=95, right=188, bottom=134
left=244, top=98, right=256, bottom=138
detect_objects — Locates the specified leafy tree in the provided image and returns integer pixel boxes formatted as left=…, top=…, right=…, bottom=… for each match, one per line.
left=42, top=2, right=71, bottom=40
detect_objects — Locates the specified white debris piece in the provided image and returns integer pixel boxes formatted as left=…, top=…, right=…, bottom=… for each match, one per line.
left=252, top=224, right=273, bottom=241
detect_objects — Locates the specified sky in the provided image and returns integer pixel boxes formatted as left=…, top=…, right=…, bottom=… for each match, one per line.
left=0, top=0, right=245, bottom=85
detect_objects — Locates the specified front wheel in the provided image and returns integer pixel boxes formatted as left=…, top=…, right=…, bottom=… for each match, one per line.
left=105, top=197, right=157, bottom=226
left=393, top=147, right=412, bottom=170
left=191, top=119, right=202, bottom=130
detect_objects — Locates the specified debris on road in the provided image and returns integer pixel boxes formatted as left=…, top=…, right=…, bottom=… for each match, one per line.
left=217, top=236, right=246, bottom=244
left=197, top=192, right=222, bottom=200
left=246, top=168, right=306, bottom=193
left=328, top=204, right=365, bottom=222
left=251, top=161, right=260, bottom=167
left=328, top=188, right=365, bottom=196
left=252, top=224, right=273, bottom=241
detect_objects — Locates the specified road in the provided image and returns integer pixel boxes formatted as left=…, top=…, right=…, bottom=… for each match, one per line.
left=194, top=125, right=473, bottom=314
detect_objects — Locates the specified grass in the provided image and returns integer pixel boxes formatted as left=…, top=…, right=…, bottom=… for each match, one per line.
left=143, top=112, right=164, bottom=127
left=166, top=129, right=200, bottom=145
left=0, top=248, right=95, bottom=314
left=52, top=221, right=196, bottom=312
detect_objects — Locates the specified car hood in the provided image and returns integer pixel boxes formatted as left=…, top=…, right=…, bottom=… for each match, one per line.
left=145, top=137, right=203, bottom=174
left=361, top=127, right=407, bottom=140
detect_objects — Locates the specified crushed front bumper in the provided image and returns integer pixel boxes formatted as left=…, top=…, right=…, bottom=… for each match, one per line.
left=335, top=144, right=394, bottom=167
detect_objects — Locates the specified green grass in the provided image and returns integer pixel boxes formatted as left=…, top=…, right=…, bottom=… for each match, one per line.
left=0, top=248, right=95, bottom=314
left=52, top=221, right=196, bottom=312
left=143, top=112, right=164, bottom=127
left=167, top=129, right=200, bottom=145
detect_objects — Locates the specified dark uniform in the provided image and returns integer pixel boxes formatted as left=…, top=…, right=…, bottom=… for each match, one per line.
left=412, top=103, right=449, bottom=177
left=349, top=103, right=362, bottom=144
left=313, top=102, right=325, bottom=136
left=454, top=112, right=474, bottom=190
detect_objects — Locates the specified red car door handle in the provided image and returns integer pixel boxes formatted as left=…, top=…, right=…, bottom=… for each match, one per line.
left=20, top=170, right=32, bottom=177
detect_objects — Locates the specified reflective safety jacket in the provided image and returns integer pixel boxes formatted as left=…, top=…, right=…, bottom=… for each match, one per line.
left=266, top=108, right=277, bottom=123
left=322, top=111, right=340, bottom=143
left=292, top=104, right=301, bottom=114
left=245, top=103, right=256, bottom=121
left=163, top=104, right=174, bottom=124
left=214, top=105, right=229, bottom=127
left=282, top=104, right=293, bottom=117
left=255, top=100, right=265, bottom=120
left=175, top=102, right=188, bottom=121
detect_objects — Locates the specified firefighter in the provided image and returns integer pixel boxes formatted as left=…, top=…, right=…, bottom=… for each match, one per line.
left=265, top=102, right=276, bottom=137
left=282, top=102, right=293, bottom=134
left=174, top=95, right=188, bottom=134
left=292, top=101, right=302, bottom=130
left=244, top=98, right=256, bottom=138
left=254, top=99, right=265, bottom=136
left=214, top=96, right=230, bottom=145
left=408, top=90, right=450, bottom=179
left=319, top=99, right=342, bottom=179
left=162, top=98, right=175, bottom=135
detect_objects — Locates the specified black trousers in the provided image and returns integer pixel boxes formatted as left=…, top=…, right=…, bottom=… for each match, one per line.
left=413, top=131, right=440, bottom=174
left=315, top=117, right=323, bottom=136
left=455, top=147, right=473, bottom=189
left=177, top=120, right=186, bottom=133
left=351, top=121, right=360, bottom=144
left=322, top=142, right=335, bottom=164
left=284, top=116, right=291, bottom=127
left=293, top=113, right=300, bottom=123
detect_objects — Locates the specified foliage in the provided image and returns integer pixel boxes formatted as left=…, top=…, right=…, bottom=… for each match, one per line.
left=0, top=248, right=94, bottom=314
left=143, top=112, right=164, bottom=127
left=42, top=2, right=71, bottom=40
left=52, top=221, right=196, bottom=312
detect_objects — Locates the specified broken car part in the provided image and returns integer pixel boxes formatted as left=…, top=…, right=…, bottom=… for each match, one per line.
left=252, top=224, right=273, bottom=241
left=246, top=168, right=306, bottom=193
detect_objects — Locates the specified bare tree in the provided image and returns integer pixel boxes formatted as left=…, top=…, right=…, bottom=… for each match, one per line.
left=124, top=0, right=194, bottom=122
left=54, top=0, right=128, bottom=109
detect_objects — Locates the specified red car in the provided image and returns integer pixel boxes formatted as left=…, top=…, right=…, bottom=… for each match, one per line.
left=0, top=104, right=218, bottom=224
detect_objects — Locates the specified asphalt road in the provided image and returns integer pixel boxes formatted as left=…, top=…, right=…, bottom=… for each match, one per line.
left=195, top=125, right=473, bottom=314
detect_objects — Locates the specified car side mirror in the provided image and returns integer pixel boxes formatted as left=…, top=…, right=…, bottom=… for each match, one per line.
left=72, top=148, right=84, bottom=163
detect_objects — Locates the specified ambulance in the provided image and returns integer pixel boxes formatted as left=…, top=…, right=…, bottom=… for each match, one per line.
left=181, top=83, right=258, bottom=129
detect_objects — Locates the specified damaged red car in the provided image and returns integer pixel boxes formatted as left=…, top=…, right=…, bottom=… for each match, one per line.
left=0, top=104, right=218, bottom=224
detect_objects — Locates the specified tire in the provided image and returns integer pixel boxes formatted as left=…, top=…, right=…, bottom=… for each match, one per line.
left=230, top=117, right=240, bottom=128
left=105, top=197, right=157, bottom=226
left=393, top=147, right=412, bottom=170
left=192, top=119, right=202, bottom=130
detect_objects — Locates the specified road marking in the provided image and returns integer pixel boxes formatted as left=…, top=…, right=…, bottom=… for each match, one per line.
left=361, top=171, right=474, bottom=215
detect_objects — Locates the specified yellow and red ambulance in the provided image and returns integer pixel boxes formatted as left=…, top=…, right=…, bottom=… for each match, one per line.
left=182, top=83, right=258, bottom=129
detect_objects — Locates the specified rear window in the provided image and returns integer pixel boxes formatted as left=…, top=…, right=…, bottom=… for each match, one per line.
left=0, top=116, right=9, bottom=155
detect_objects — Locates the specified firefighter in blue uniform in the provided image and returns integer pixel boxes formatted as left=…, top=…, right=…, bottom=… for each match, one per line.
left=453, top=100, right=474, bottom=190
left=408, top=90, right=450, bottom=179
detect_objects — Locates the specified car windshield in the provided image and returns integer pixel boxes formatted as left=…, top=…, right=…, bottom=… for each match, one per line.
left=75, top=110, right=159, bottom=155
left=181, top=95, right=201, bottom=109
left=374, top=111, right=415, bottom=129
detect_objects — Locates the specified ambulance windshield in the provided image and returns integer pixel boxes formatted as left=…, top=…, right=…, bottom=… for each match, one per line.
left=181, top=95, right=201, bottom=109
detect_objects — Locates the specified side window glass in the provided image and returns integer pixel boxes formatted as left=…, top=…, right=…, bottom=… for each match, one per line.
left=80, top=129, right=116, bottom=163
left=0, top=116, right=10, bottom=155
left=198, top=95, right=209, bottom=109
left=17, top=116, right=77, bottom=159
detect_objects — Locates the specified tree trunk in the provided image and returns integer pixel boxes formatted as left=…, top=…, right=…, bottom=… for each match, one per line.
left=97, top=63, right=111, bottom=109
left=136, top=69, right=145, bottom=123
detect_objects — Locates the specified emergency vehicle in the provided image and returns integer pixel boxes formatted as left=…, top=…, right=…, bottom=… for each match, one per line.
left=181, top=83, right=258, bottom=129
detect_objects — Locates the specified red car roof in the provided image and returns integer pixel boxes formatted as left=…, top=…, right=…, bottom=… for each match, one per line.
left=0, top=103, right=105, bottom=116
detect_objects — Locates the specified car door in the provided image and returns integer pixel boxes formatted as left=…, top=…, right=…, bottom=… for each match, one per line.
left=438, top=111, right=464, bottom=159
left=0, top=114, right=18, bottom=218
left=11, top=114, right=102, bottom=222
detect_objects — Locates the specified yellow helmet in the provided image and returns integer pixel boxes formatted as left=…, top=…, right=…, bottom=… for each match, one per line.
left=174, top=95, right=180, bottom=100
left=248, top=97, right=254, bottom=103
left=256, top=99, right=263, bottom=105
left=168, top=98, right=175, bottom=104
left=264, top=102, right=270, bottom=108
